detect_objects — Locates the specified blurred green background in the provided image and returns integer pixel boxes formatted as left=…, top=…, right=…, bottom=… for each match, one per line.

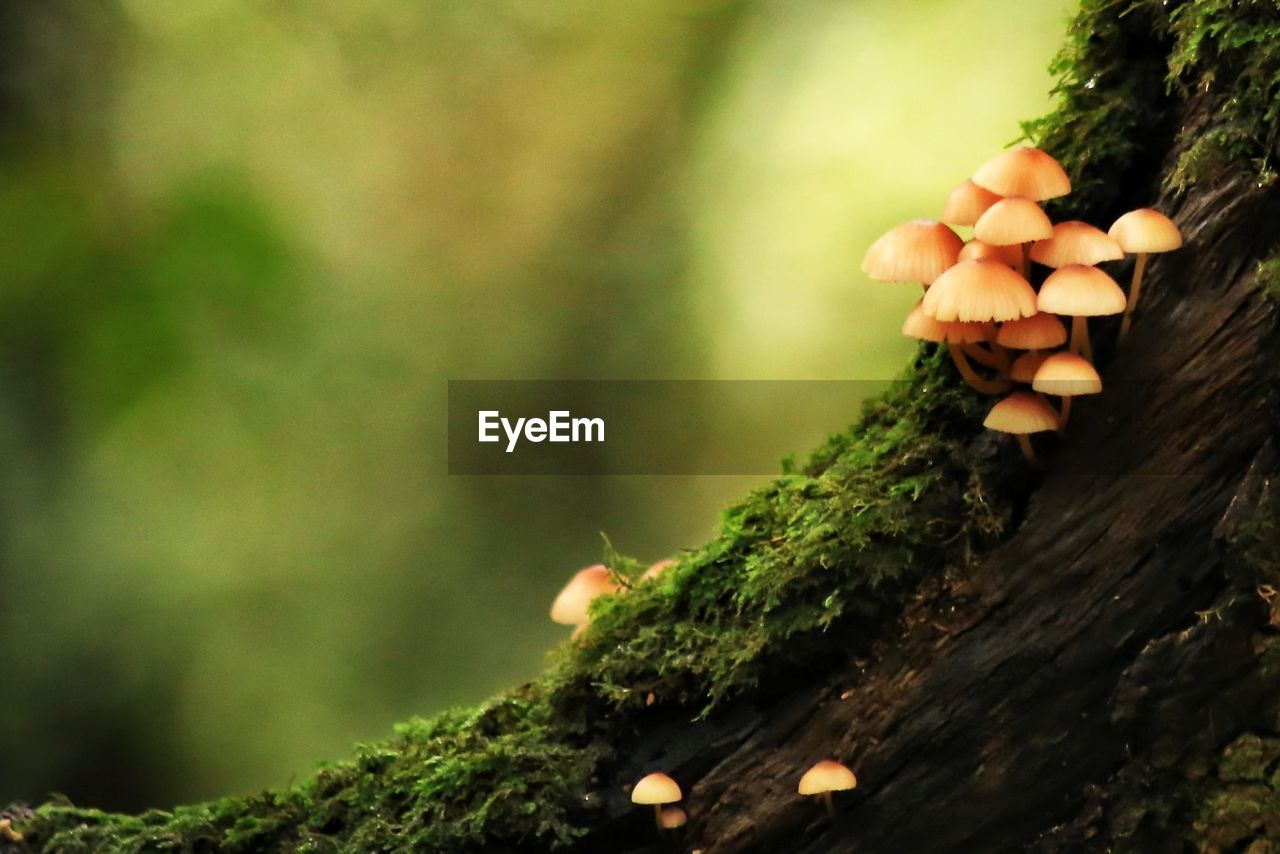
left=0, top=0, right=1070, bottom=811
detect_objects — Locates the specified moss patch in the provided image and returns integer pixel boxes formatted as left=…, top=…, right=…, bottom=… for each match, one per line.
left=20, top=345, right=1017, bottom=851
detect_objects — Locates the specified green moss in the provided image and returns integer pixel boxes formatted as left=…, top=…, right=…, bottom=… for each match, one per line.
left=1164, top=0, right=1280, bottom=189
left=20, top=345, right=1016, bottom=851
left=1192, top=734, right=1280, bottom=850
left=1255, top=257, right=1280, bottom=303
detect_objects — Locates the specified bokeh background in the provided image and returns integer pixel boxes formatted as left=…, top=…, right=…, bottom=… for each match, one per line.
left=0, top=0, right=1071, bottom=811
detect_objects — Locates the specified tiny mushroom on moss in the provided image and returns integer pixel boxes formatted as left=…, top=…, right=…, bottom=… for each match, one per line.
left=1032, top=351, right=1101, bottom=431
left=550, top=564, right=619, bottom=632
left=632, top=772, right=683, bottom=831
left=1108, top=208, right=1183, bottom=341
left=642, top=559, right=676, bottom=581
left=1035, top=264, right=1126, bottom=361
left=798, top=760, right=857, bottom=818
left=941, top=179, right=1002, bottom=226
left=861, top=220, right=964, bottom=289
left=984, top=391, right=1059, bottom=466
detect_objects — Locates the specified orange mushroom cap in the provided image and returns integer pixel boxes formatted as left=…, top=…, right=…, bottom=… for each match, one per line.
left=941, top=180, right=1002, bottom=226
left=642, top=559, right=676, bottom=581
left=798, top=760, right=857, bottom=796
left=1036, top=265, right=1127, bottom=316
left=659, top=807, right=688, bottom=830
left=972, top=145, right=1071, bottom=201
left=959, top=239, right=1023, bottom=269
left=550, top=565, right=619, bottom=626
left=902, top=301, right=995, bottom=344
left=922, top=259, right=1037, bottom=323
left=1108, top=208, right=1183, bottom=253
left=996, top=312, right=1067, bottom=350
left=1009, top=350, right=1050, bottom=384
left=861, top=220, right=964, bottom=284
left=973, top=197, right=1054, bottom=246
left=1032, top=351, right=1102, bottom=396
left=1029, top=221, right=1124, bottom=268
left=632, top=772, right=682, bottom=805
left=983, top=391, right=1060, bottom=434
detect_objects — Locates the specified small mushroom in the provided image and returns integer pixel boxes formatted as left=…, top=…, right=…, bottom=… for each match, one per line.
left=861, top=220, right=964, bottom=289
left=1035, top=265, right=1126, bottom=361
left=659, top=806, right=688, bottom=832
left=973, top=197, right=1054, bottom=277
left=941, top=179, right=1002, bottom=226
left=973, top=197, right=1054, bottom=248
left=959, top=239, right=1023, bottom=269
left=632, top=772, right=683, bottom=831
left=798, top=760, right=857, bottom=818
left=996, top=312, right=1067, bottom=352
left=922, top=260, right=1037, bottom=323
left=983, top=391, right=1059, bottom=466
left=642, top=559, right=676, bottom=581
left=972, top=145, right=1071, bottom=201
left=0, top=819, right=22, bottom=843
left=1009, top=350, right=1050, bottom=384
left=550, top=565, right=619, bottom=632
left=902, top=301, right=1006, bottom=394
left=1029, top=221, right=1123, bottom=268
left=1031, top=351, right=1102, bottom=431
left=1107, top=208, right=1183, bottom=341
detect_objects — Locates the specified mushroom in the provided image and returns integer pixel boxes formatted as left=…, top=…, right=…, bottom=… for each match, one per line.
left=922, top=259, right=1037, bottom=323
left=861, top=220, right=964, bottom=290
left=983, top=391, right=1059, bottom=466
left=1029, top=221, right=1123, bottom=268
left=959, top=239, right=1023, bottom=269
left=798, top=760, right=857, bottom=818
left=0, top=819, right=22, bottom=843
left=659, top=807, right=688, bottom=832
left=642, top=559, right=676, bottom=581
left=1032, top=351, right=1102, bottom=431
left=1009, top=350, right=1050, bottom=384
left=1035, top=265, right=1126, bottom=361
left=941, top=179, right=1002, bottom=226
left=973, top=197, right=1054, bottom=277
left=550, top=564, right=619, bottom=632
left=971, top=145, right=1071, bottom=201
left=996, top=312, right=1067, bottom=352
left=632, top=772, right=683, bottom=830
left=1107, top=208, right=1183, bottom=341
left=902, top=301, right=1005, bottom=393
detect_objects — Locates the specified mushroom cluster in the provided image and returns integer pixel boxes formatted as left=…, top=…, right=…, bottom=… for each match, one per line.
left=863, top=146, right=1183, bottom=465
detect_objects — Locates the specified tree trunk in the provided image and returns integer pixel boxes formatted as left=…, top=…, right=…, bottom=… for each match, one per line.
left=14, top=2, right=1280, bottom=852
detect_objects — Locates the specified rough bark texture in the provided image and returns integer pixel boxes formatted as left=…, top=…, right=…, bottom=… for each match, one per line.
left=13, top=1, right=1280, bottom=852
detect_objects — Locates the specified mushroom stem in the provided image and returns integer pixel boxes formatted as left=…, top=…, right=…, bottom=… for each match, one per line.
left=653, top=805, right=663, bottom=831
left=1021, top=241, right=1032, bottom=279
left=1069, top=315, right=1093, bottom=361
left=1057, top=396, right=1073, bottom=433
left=963, top=342, right=1003, bottom=369
left=821, top=791, right=835, bottom=819
left=1015, top=434, right=1044, bottom=468
left=1118, top=252, right=1149, bottom=342
left=948, top=343, right=1012, bottom=395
